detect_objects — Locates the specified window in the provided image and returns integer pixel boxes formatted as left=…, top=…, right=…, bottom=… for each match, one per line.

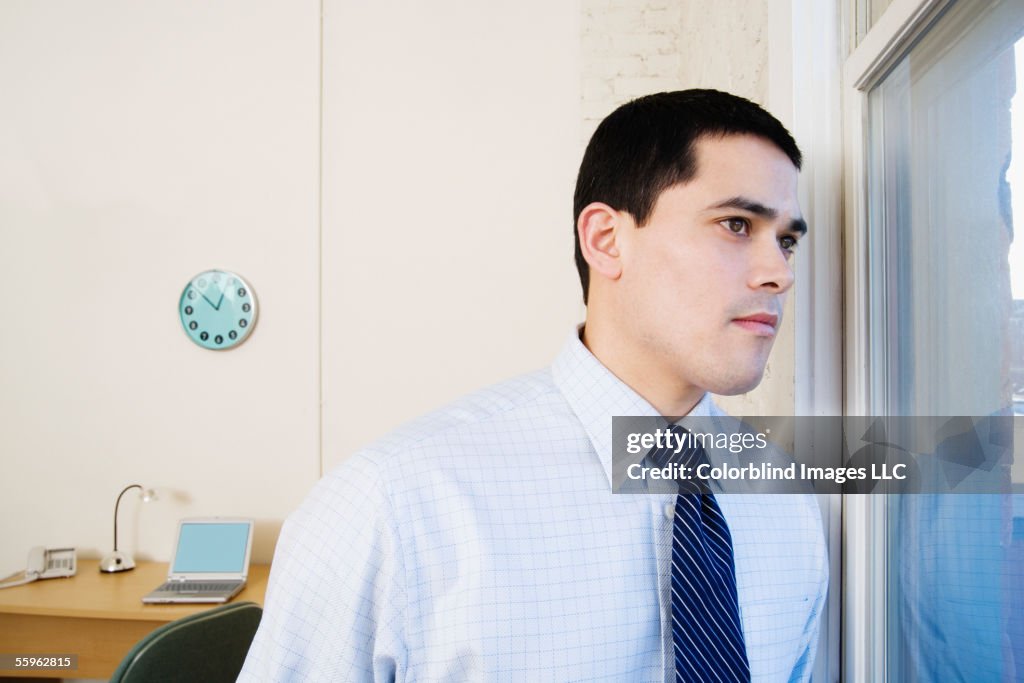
left=846, top=0, right=1024, bottom=678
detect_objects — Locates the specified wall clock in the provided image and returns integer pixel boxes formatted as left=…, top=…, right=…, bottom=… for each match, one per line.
left=178, top=269, right=258, bottom=350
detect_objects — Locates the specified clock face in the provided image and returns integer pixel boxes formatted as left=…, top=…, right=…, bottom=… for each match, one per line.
left=178, top=270, right=257, bottom=350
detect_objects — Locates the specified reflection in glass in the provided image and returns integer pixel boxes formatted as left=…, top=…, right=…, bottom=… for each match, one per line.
left=867, top=0, right=1024, bottom=679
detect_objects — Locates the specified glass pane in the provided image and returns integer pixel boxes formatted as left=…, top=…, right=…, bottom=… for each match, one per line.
left=867, top=0, right=1024, bottom=680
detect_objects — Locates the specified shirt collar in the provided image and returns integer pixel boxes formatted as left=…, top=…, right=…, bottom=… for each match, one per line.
left=551, top=326, right=716, bottom=487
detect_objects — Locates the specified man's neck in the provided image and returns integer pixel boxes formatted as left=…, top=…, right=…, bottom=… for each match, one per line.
left=580, top=319, right=705, bottom=418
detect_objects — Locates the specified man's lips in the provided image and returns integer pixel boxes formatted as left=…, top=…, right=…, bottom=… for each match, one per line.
left=732, top=312, right=779, bottom=336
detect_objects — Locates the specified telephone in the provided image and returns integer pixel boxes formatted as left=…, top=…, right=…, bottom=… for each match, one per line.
left=0, top=547, right=77, bottom=588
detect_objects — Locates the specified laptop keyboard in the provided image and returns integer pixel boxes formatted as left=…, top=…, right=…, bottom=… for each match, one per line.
left=158, top=581, right=241, bottom=593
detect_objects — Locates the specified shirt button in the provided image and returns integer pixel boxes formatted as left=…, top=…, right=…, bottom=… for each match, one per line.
left=664, top=503, right=675, bottom=520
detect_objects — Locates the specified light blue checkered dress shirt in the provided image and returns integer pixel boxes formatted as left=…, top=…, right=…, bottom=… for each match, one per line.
left=240, top=331, right=828, bottom=682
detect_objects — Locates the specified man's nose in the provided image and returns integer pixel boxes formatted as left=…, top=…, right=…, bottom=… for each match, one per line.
left=747, top=236, right=795, bottom=293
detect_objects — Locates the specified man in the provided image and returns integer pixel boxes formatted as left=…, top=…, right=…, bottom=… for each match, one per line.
left=240, top=89, right=827, bottom=682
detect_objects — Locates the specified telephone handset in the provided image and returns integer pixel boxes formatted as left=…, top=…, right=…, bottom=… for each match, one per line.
left=0, top=547, right=77, bottom=588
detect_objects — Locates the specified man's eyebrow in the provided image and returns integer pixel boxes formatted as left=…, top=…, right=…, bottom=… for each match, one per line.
left=706, top=195, right=808, bottom=236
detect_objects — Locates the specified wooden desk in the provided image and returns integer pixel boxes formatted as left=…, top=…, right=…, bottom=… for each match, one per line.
left=0, top=559, right=268, bottom=680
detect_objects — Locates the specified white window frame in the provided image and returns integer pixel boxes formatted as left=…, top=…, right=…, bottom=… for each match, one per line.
left=778, top=0, right=961, bottom=680
left=769, top=1, right=844, bottom=680
left=838, top=0, right=955, bottom=681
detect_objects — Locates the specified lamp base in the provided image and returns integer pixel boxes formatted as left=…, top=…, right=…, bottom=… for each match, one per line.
left=99, top=550, right=136, bottom=573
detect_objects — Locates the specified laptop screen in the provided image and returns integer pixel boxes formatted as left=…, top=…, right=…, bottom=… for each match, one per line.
left=172, top=521, right=251, bottom=574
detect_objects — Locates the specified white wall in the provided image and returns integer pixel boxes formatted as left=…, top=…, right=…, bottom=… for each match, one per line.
left=0, top=0, right=585, bottom=576
left=0, top=1, right=790, bottom=579
left=0, top=0, right=322, bottom=572
left=320, top=0, right=584, bottom=468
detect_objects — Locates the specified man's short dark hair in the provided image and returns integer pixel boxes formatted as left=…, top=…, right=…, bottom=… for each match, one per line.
left=573, top=89, right=803, bottom=304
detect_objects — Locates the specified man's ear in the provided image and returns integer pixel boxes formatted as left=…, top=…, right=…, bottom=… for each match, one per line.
left=577, top=202, right=623, bottom=283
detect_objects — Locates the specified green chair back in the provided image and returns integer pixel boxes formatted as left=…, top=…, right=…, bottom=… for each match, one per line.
left=109, top=601, right=262, bottom=683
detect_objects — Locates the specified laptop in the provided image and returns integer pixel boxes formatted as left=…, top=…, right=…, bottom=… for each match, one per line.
left=142, top=518, right=254, bottom=604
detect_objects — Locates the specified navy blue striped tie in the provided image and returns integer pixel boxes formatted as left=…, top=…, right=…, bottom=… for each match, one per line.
left=649, top=425, right=751, bottom=683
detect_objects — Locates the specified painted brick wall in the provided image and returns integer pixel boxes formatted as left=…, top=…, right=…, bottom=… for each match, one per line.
left=582, top=0, right=769, bottom=142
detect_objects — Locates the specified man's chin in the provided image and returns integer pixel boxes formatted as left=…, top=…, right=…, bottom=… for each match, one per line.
left=707, top=367, right=767, bottom=396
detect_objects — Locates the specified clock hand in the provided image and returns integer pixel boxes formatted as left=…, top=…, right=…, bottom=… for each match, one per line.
left=215, top=292, right=225, bottom=310
left=200, top=291, right=222, bottom=311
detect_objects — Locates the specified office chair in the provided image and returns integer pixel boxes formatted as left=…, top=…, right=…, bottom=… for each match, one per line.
left=109, top=601, right=262, bottom=683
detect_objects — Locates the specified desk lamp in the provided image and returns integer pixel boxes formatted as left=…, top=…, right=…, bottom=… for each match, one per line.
left=100, top=484, right=157, bottom=573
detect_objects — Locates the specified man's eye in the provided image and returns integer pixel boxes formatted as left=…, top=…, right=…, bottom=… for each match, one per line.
left=721, top=218, right=749, bottom=234
left=779, top=235, right=799, bottom=251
